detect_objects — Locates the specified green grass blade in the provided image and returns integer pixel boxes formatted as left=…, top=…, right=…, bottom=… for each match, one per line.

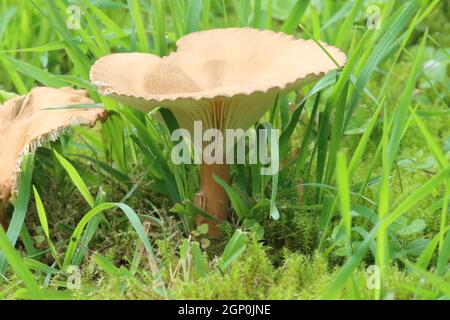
left=33, top=186, right=59, bottom=265
left=151, top=0, right=166, bottom=56
left=336, top=152, right=352, bottom=256
left=191, top=241, right=207, bottom=278
left=186, top=0, right=203, bottom=33
left=128, top=0, right=150, bottom=52
left=387, top=32, right=427, bottom=171
left=0, top=154, right=34, bottom=274
left=344, top=1, right=417, bottom=130
left=62, top=202, right=166, bottom=296
left=0, top=226, right=40, bottom=295
left=219, top=229, right=248, bottom=270
left=54, top=150, right=95, bottom=208
left=0, top=54, right=68, bottom=87
left=280, top=0, right=309, bottom=34
left=214, top=174, right=250, bottom=220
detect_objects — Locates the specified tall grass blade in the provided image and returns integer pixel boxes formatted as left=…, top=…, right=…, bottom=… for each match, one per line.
left=0, top=154, right=34, bottom=274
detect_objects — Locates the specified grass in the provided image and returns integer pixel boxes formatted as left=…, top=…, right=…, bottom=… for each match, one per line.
left=0, top=0, right=449, bottom=300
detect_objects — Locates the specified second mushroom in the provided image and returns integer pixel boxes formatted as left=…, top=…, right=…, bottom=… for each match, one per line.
left=0, top=87, right=107, bottom=230
left=90, top=27, right=346, bottom=237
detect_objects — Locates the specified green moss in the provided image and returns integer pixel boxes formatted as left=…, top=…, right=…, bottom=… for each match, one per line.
left=263, top=202, right=320, bottom=264
left=35, top=237, right=443, bottom=300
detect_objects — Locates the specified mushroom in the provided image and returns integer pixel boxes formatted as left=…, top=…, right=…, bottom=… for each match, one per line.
left=0, top=87, right=107, bottom=229
left=90, top=27, right=346, bottom=237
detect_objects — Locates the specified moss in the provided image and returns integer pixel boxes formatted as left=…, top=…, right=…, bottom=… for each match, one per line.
left=173, top=237, right=275, bottom=299
left=267, top=251, right=332, bottom=299
left=33, top=237, right=444, bottom=300
left=263, top=203, right=320, bottom=265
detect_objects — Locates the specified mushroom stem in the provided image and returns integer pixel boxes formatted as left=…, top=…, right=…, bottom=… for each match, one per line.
left=196, top=163, right=230, bottom=237
left=0, top=203, right=8, bottom=230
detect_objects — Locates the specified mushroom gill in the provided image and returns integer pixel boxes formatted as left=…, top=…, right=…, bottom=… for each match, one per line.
left=0, top=87, right=107, bottom=229
left=90, top=27, right=346, bottom=237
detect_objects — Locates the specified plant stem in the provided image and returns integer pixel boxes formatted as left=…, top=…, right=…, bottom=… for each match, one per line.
left=196, top=163, right=230, bottom=237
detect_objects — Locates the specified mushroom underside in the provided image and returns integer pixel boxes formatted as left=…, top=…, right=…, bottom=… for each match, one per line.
left=90, top=27, right=347, bottom=237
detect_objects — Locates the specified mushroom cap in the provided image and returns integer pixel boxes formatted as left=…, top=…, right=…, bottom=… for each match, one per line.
left=0, top=87, right=107, bottom=203
left=90, top=27, right=346, bottom=132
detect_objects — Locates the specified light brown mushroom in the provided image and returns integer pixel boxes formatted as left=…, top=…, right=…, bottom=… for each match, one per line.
left=90, top=27, right=346, bottom=237
left=0, top=87, right=107, bottom=229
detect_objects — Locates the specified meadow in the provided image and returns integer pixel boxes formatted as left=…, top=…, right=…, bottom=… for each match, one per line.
left=0, top=0, right=449, bottom=300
